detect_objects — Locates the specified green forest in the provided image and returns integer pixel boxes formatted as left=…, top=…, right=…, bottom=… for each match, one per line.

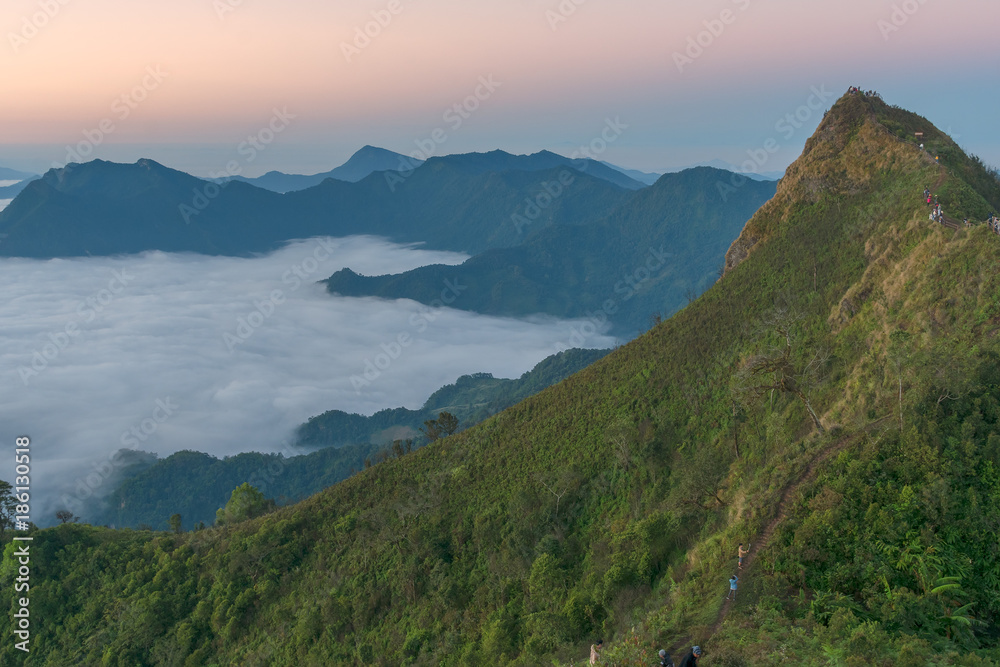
left=83, top=348, right=608, bottom=531
left=2, top=92, right=1000, bottom=665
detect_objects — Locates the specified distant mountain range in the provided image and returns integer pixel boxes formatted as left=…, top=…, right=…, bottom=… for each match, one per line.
left=0, top=149, right=775, bottom=335
left=325, top=166, right=777, bottom=336
left=599, top=160, right=662, bottom=185
left=0, top=153, right=633, bottom=257
left=665, top=158, right=784, bottom=181
left=223, top=146, right=647, bottom=193
left=223, top=145, right=424, bottom=192
left=0, top=165, right=36, bottom=181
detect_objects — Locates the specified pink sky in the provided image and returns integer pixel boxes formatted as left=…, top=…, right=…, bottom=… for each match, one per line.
left=1, top=0, right=998, bottom=174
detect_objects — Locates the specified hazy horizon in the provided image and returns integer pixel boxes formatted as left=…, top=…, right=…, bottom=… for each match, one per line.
left=2, top=0, right=997, bottom=177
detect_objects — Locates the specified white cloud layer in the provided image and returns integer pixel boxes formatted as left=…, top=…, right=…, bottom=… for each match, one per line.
left=0, top=237, right=616, bottom=521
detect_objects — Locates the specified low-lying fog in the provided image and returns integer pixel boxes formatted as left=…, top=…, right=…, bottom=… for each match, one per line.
left=0, top=236, right=616, bottom=521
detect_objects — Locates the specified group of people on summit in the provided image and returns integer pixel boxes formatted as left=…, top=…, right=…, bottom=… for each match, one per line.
left=848, top=86, right=882, bottom=100
left=924, top=185, right=998, bottom=233
left=586, top=544, right=750, bottom=665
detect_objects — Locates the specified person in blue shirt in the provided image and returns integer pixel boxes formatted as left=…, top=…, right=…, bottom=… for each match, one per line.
left=727, top=574, right=739, bottom=600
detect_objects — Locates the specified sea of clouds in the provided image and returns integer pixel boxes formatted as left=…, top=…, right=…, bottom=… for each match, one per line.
left=0, top=236, right=615, bottom=522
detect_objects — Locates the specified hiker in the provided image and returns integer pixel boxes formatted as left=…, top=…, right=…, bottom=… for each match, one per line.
left=738, top=543, right=750, bottom=569
left=727, top=574, right=739, bottom=600
left=679, top=646, right=703, bottom=666
left=590, top=639, right=603, bottom=665
left=927, top=194, right=932, bottom=205
left=659, top=648, right=676, bottom=667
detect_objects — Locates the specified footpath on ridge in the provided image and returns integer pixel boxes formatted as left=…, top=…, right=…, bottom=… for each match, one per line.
left=667, top=419, right=889, bottom=656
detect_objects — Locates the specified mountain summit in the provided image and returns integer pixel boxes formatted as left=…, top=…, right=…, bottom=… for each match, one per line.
left=227, top=145, right=422, bottom=192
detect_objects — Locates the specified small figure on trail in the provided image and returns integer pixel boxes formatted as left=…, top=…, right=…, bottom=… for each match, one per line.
left=727, top=574, right=739, bottom=600
left=679, top=646, right=703, bottom=666
left=935, top=155, right=940, bottom=163
left=659, top=648, right=676, bottom=667
left=590, top=639, right=603, bottom=665
left=927, top=193, right=932, bottom=205
left=964, top=218, right=969, bottom=227
left=738, top=543, right=750, bottom=569
left=919, top=143, right=924, bottom=151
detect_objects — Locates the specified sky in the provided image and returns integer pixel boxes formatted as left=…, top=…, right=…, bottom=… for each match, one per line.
left=0, top=237, right=616, bottom=521
left=1, top=0, right=998, bottom=177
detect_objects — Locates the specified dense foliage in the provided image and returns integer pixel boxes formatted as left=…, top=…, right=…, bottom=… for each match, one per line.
left=84, top=348, right=607, bottom=530
left=3, top=93, right=1000, bottom=666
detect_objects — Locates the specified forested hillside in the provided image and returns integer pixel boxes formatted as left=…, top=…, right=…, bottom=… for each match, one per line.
left=3, top=92, right=1000, bottom=666
left=87, top=348, right=609, bottom=531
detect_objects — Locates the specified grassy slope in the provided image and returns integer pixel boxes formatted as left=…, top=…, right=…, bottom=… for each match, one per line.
left=3, top=93, right=1000, bottom=666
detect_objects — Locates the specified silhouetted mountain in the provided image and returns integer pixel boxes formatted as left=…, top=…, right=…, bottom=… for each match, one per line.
left=0, top=166, right=36, bottom=181
left=226, top=146, right=422, bottom=192
left=667, top=158, right=784, bottom=181
left=0, top=157, right=631, bottom=257
left=430, top=149, right=646, bottom=190
left=599, top=160, right=662, bottom=185
left=325, top=166, right=777, bottom=336
left=0, top=176, right=39, bottom=199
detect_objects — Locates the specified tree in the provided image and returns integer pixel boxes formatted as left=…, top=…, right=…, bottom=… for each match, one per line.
left=169, top=513, right=183, bottom=534
left=216, top=483, right=275, bottom=526
left=421, top=412, right=459, bottom=442
left=55, top=510, right=76, bottom=524
left=606, top=417, right=637, bottom=472
left=734, top=308, right=828, bottom=434
left=0, top=480, right=16, bottom=538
